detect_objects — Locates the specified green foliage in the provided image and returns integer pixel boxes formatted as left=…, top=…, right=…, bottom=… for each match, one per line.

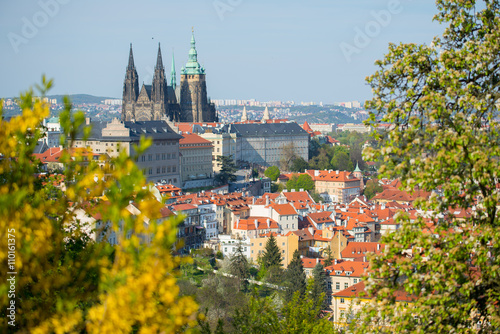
left=270, top=182, right=285, bottom=193
left=264, top=165, right=280, bottom=181
left=290, top=157, right=309, bottom=173
left=363, top=178, right=383, bottom=200
left=311, top=262, right=328, bottom=310
left=230, top=242, right=250, bottom=291
left=0, top=80, right=198, bottom=333
left=356, top=1, right=500, bottom=332
left=215, top=155, right=237, bottom=185
left=232, top=289, right=336, bottom=334
left=286, top=173, right=314, bottom=192
left=260, top=234, right=282, bottom=269
left=323, top=247, right=334, bottom=267
left=284, top=250, right=307, bottom=303
left=330, top=150, right=353, bottom=171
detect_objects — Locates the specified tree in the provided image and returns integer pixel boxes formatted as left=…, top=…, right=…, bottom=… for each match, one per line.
left=264, top=165, right=280, bottom=181
left=260, top=234, right=282, bottom=269
left=323, top=247, right=334, bottom=267
left=363, top=178, right=383, bottom=200
left=284, top=250, right=307, bottom=302
left=232, top=290, right=336, bottom=334
left=356, top=1, right=500, bottom=332
left=230, top=242, right=250, bottom=291
left=290, top=156, right=309, bottom=173
left=280, top=142, right=299, bottom=171
left=215, top=155, right=237, bottom=185
left=0, top=80, right=198, bottom=333
left=286, top=173, right=314, bottom=192
left=311, top=262, right=328, bottom=310
left=330, top=150, right=353, bottom=171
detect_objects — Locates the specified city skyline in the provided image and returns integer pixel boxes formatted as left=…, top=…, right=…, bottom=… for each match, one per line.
left=1, top=0, right=443, bottom=104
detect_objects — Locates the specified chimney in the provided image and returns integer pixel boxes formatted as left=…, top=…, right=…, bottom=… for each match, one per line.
left=254, top=219, right=258, bottom=229
left=265, top=195, right=269, bottom=206
left=308, top=226, right=314, bottom=235
left=252, top=197, right=255, bottom=205
left=377, top=243, right=380, bottom=251
left=85, top=117, right=91, bottom=125
left=316, top=258, right=319, bottom=263
left=236, top=218, right=240, bottom=229
left=360, top=208, right=364, bottom=214
left=334, top=259, right=337, bottom=265
left=266, top=218, right=270, bottom=227
left=381, top=203, right=386, bottom=210
left=314, top=170, right=320, bottom=177
left=299, top=188, right=304, bottom=192
left=291, top=189, right=295, bottom=192
left=336, top=170, right=339, bottom=174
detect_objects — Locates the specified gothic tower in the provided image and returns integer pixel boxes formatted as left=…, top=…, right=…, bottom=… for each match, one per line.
left=122, top=44, right=139, bottom=121
left=151, top=43, right=169, bottom=120
left=180, top=30, right=217, bottom=122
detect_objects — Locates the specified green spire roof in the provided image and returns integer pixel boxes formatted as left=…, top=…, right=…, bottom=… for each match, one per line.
left=354, top=161, right=362, bottom=172
left=181, top=29, right=205, bottom=75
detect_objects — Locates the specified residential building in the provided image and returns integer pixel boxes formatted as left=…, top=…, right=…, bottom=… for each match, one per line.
left=249, top=232, right=299, bottom=267
left=306, top=170, right=361, bottom=204
left=73, top=118, right=182, bottom=186
left=179, top=133, right=214, bottom=188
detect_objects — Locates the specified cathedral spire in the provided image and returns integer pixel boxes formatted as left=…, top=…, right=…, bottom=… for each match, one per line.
left=171, top=50, right=177, bottom=90
left=128, top=43, right=135, bottom=70
left=155, top=43, right=164, bottom=70
left=241, top=106, right=248, bottom=122
left=181, top=28, right=204, bottom=75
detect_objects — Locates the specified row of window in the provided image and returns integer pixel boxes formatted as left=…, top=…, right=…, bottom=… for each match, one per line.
left=137, top=153, right=176, bottom=162
left=143, top=166, right=177, bottom=175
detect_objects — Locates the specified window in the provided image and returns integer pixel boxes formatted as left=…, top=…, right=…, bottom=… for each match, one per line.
left=157, top=167, right=161, bottom=174
left=172, top=166, right=176, bottom=172
left=167, top=153, right=171, bottom=159
left=344, top=283, right=349, bottom=289
left=141, top=155, right=145, bottom=162
left=328, top=282, right=332, bottom=290
left=282, top=250, right=285, bottom=253
left=162, top=153, right=166, bottom=160
left=156, top=153, right=160, bottom=160
left=340, top=298, right=345, bottom=304
left=259, top=243, right=262, bottom=246
left=353, top=278, right=357, bottom=284
left=172, top=153, right=176, bottom=159
left=148, top=154, right=152, bottom=161
left=148, top=168, right=152, bottom=175
left=336, top=282, right=340, bottom=290
left=162, top=166, right=166, bottom=173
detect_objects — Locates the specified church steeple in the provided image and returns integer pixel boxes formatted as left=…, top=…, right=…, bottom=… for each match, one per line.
left=127, top=43, right=135, bottom=70
left=181, top=28, right=204, bottom=75
left=155, top=43, right=164, bottom=70
left=241, top=106, right=248, bottom=122
left=261, top=106, right=270, bottom=122
left=171, top=50, right=177, bottom=90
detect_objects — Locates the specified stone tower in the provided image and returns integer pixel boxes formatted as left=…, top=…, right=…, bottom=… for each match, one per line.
left=122, top=44, right=139, bottom=121
left=151, top=43, right=169, bottom=120
left=353, top=161, right=364, bottom=190
left=179, top=30, right=217, bottom=122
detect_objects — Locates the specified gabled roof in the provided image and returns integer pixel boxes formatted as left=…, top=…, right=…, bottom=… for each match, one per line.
left=305, top=170, right=359, bottom=182
left=271, top=203, right=297, bottom=216
left=341, top=242, right=384, bottom=259
left=234, top=217, right=279, bottom=231
left=282, top=191, right=316, bottom=205
left=179, top=133, right=212, bottom=146
left=327, top=261, right=369, bottom=277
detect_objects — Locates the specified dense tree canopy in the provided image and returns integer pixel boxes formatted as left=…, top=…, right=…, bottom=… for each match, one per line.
left=284, top=250, right=307, bottom=303
left=0, top=81, right=198, bottom=333
left=363, top=178, right=383, bottom=200
left=264, top=165, right=280, bottom=181
left=356, top=1, right=500, bottom=332
left=286, top=173, right=315, bottom=192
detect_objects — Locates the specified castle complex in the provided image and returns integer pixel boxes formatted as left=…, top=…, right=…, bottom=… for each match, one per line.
left=122, top=31, right=217, bottom=123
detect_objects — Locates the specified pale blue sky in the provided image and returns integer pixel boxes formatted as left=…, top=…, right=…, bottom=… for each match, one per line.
left=0, top=0, right=443, bottom=103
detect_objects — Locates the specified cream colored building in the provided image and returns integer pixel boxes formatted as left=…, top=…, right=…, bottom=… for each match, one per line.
left=249, top=232, right=298, bottom=268
left=74, top=118, right=182, bottom=186
left=306, top=170, right=361, bottom=203
left=199, top=130, right=238, bottom=172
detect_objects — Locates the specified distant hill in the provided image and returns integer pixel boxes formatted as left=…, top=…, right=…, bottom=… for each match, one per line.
left=46, top=94, right=119, bottom=104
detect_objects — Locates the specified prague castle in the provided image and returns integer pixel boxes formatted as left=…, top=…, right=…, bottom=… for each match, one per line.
left=122, top=31, right=218, bottom=123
